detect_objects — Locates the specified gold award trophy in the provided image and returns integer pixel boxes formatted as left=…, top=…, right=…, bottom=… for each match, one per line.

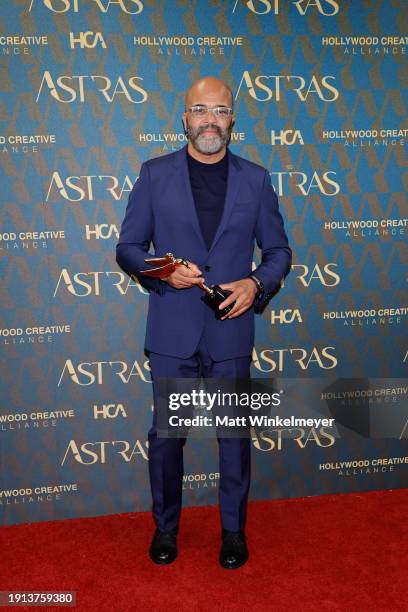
left=140, top=253, right=235, bottom=320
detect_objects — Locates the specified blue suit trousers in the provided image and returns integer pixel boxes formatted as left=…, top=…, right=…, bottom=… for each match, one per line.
left=148, top=334, right=252, bottom=533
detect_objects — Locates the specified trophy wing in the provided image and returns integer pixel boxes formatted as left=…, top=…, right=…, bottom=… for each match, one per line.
left=140, top=261, right=177, bottom=279
left=143, top=254, right=174, bottom=266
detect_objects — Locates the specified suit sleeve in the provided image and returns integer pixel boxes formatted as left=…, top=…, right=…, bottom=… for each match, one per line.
left=116, top=162, right=166, bottom=295
left=252, top=169, right=292, bottom=313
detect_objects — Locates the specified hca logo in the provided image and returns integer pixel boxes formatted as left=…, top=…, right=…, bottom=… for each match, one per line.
left=93, top=403, right=127, bottom=419
left=232, top=0, right=339, bottom=16
left=270, top=309, right=303, bottom=324
left=69, top=32, right=107, bottom=49
left=29, top=0, right=143, bottom=14
left=271, top=130, right=304, bottom=146
left=85, top=224, right=119, bottom=240
left=36, top=72, right=148, bottom=104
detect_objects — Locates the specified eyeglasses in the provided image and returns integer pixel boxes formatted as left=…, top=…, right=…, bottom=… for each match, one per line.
left=186, top=105, right=233, bottom=119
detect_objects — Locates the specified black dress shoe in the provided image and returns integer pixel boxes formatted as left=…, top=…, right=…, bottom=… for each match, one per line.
left=219, top=529, right=249, bottom=569
left=149, top=528, right=178, bottom=565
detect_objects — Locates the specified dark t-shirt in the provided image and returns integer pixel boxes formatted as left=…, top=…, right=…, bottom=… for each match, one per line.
left=187, top=148, right=228, bottom=250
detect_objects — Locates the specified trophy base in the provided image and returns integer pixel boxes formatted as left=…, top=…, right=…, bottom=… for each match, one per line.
left=201, top=285, right=235, bottom=320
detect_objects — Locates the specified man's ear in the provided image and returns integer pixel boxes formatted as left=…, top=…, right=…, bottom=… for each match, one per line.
left=182, top=116, right=188, bottom=136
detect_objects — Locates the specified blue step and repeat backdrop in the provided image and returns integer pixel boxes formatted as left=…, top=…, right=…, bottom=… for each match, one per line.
left=0, top=0, right=407, bottom=526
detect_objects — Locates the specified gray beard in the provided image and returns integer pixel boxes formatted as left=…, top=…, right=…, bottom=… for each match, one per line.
left=193, top=133, right=225, bottom=154
left=187, top=122, right=231, bottom=155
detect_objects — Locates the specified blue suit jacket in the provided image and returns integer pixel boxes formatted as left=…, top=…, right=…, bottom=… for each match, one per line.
left=116, top=145, right=292, bottom=360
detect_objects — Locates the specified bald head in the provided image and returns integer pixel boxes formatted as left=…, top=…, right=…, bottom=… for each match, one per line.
left=185, top=76, right=233, bottom=110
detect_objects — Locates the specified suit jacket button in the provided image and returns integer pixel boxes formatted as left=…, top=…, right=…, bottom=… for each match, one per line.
left=204, top=265, right=211, bottom=271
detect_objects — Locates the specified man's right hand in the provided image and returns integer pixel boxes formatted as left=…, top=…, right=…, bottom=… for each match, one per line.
left=165, top=261, right=205, bottom=289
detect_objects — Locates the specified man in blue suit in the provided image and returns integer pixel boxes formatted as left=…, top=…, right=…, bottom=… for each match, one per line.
left=116, top=76, right=291, bottom=569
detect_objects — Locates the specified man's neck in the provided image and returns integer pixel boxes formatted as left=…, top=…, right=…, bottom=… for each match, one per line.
left=187, top=142, right=227, bottom=164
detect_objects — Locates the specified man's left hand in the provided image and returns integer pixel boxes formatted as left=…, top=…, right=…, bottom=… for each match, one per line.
left=218, top=278, right=258, bottom=320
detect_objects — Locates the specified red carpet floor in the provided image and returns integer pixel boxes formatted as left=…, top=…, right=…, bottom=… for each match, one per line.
left=1, top=489, right=407, bottom=612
